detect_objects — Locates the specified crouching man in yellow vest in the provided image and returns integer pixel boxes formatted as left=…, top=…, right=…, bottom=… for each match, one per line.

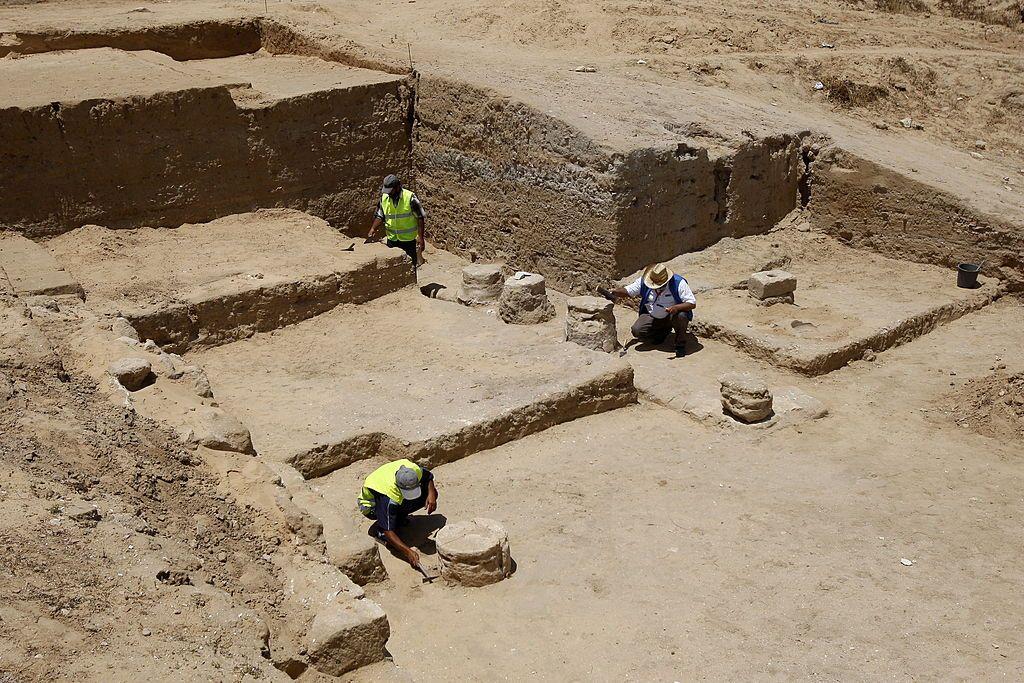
left=365, top=174, right=425, bottom=276
left=357, top=458, right=438, bottom=570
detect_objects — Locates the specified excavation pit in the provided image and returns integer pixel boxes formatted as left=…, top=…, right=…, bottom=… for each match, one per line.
left=190, top=292, right=636, bottom=479
left=46, top=210, right=413, bottom=353
left=646, top=232, right=1000, bottom=375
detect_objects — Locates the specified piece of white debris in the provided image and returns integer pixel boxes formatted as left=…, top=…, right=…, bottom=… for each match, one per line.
left=821, top=42, right=835, bottom=49
left=574, top=65, right=597, bottom=73
left=637, top=59, right=647, bottom=65
left=900, top=558, right=914, bottom=566
left=813, top=81, right=824, bottom=91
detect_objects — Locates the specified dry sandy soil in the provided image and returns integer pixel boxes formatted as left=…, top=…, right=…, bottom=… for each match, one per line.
left=1, top=0, right=1023, bottom=680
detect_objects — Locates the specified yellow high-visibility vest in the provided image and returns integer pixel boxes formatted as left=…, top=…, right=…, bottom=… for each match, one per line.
left=380, top=189, right=419, bottom=242
left=358, top=459, right=423, bottom=509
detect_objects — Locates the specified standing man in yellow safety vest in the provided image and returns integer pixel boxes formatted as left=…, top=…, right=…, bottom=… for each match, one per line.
left=365, top=174, right=426, bottom=275
left=357, top=458, right=438, bottom=571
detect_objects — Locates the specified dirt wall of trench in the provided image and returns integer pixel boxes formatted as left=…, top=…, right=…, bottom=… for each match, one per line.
left=0, top=18, right=263, bottom=60
left=614, top=135, right=803, bottom=278
left=0, top=79, right=412, bottom=237
left=414, top=77, right=623, bottom=292
left=415, top=77, right=803, bottom=291
left=810, top=148, right=1024, bottom=288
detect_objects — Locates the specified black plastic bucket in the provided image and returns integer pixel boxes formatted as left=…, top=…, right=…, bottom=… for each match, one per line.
left=957, top=262, right=981, bottom=289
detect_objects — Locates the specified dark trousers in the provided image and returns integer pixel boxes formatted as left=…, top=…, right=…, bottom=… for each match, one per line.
left=387, top=239, right=418, bottom=275
left=631, top=313, right=689, bottom=346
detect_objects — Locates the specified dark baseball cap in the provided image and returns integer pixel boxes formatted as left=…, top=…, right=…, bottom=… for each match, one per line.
left=382, top=174, right=401, bottom=192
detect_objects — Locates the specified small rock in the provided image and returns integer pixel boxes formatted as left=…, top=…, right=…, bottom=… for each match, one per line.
left=873, top=120, right=889, bottom=130
left=111, top=317, right=140, bottom=342
left=893, top=82, right=908, bottom=91
left=970, top=151, right=984, bottom=160
left=900, top=558, right=914, bottom=566
left=899, top=117, right=914, bottom=129
left=189, top=408, right=255, bottom=454
left=141, top=628, right=152, bottom=637
left=862, top=350, right=876, bottom=362
left=108, top=357, right=152, bottom=391
left=64, top=503, right=101, bottom=526
left=974, top=140, right=986, bottom=150
left=574, top=65, right=597, bottom=73
left=821, top=42, right=834, bottom=49
left=156, top=569, right=192, bottom=586
left=813, top=81, right=824, bottom=91
left=193, top=371, right=214, bottom=398
left=636, top=59, right=647, bottom=65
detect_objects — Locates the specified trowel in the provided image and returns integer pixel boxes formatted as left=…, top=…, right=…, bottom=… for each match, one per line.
left=342, top=242, right=356, bottom=251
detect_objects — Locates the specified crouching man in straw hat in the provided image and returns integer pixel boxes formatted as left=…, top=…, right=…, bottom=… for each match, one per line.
left=605, top=263, right=696, bottom=358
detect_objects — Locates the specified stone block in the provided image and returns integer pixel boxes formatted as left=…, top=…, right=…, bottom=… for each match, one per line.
left=720, top=372, right=773, bottom=423
left=565, top=296, right=617, bottom=352
left=458, top=264, right=503, bottom=305
left=434, top=518, right=512, bottom=587
left=747, top=269, right=796, bottom=300
left=306, top=598, right=390, bottom=676
left=108, top=357, right=153, bottom=391
left=188, top=407, right=255, bottom=454
left=498, top=273, right=555, bottom=325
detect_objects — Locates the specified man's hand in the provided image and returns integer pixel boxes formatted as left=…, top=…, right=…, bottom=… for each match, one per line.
left=425, top=491, right=437, bottom=514
left=406, top=547, right=421, bottom=569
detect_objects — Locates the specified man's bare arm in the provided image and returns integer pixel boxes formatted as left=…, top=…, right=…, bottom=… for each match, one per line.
left=382, top=529, right=420, bottom=568
left=366, top=216, right=383, bottom=242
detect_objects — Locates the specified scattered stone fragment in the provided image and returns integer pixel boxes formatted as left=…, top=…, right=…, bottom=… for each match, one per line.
left=141, top=628, right=152, bottom=636
left=434, top=518, right=513, bottom=587
left=458, top=264, right=503, bottom=306
left=64, top=502, right=101, bottom=525
left=193, top=370, right=214, bottom=398
left=498, top=273, right=555, bottom=325
left=190, top=408, right=255, bottom=454
left=821, top=42, right=834, bottom=49
left=813, top=81, right=824, bottom=91
left=565, top=296, right=617, bottom=353
left=900, top=558, right=914, bottom=566
left=574, top=65, right=597, bottom=72
left=111, top=316, right=140, bottom=342
left=107, top=357, right=152, bottom=391
left=873, top=120, right=889, bottom=130
left=862, top=349, right=877, bottom=362
left=970, top=151, right=984, bottom=160
left=156, top=568, right=192, bottom=586
left=747, top=270, right=797, bottom=300
left=720, top=372, right=774, bottom=423
left=974, top=140, right=987, bottom=150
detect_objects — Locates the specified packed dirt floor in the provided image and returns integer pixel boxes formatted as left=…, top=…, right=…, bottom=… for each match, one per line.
left=2, top=0, right=1024, bottom=680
